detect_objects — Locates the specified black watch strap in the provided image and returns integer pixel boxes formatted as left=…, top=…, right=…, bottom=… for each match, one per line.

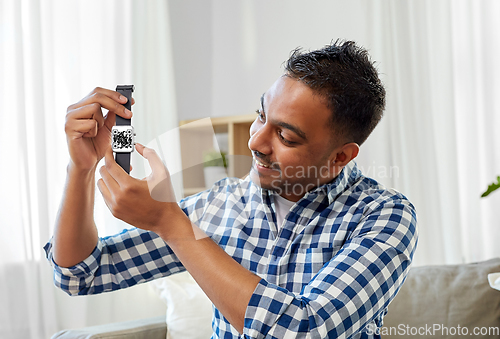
left=115, top=85, right=134, bottom=174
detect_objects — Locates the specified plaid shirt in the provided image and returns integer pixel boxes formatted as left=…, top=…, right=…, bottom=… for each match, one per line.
left=45, top=161, right=418, bottom=339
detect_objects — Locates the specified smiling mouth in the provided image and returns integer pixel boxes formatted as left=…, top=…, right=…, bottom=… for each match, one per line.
left=253, top=157, right=282, bottom=173
left=254, top=157, right=270, bottom=168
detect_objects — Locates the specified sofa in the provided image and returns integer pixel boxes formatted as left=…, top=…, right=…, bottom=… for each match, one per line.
left=51, top=258, right=500, bottom=339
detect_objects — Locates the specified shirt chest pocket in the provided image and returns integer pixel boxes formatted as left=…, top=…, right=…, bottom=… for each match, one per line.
left=283, top=247, right=337, bottom=292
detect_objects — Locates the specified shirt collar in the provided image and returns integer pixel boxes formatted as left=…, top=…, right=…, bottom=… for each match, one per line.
left=313, top=160, right=360, bottom=205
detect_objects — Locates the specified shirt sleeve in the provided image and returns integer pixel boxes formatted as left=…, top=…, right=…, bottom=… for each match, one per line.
left=43, top=184, right=218, bottom=296
left=44, top=227, right=185, bottom=296
left=243, top=199, right=418, bottom=339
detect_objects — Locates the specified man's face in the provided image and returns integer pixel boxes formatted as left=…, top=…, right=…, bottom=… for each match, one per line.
left=248, top=76, right=340, bottom=201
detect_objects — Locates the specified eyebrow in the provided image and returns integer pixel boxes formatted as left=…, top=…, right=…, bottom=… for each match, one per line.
left=261, top=93, right=308, bottom=141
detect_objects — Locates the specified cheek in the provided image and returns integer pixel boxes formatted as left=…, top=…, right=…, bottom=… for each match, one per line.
left=276, top=146, right=329, bottom=178
left=275, top=147, right=306, bottom=171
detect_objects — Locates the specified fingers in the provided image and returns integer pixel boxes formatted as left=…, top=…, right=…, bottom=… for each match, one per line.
left=82, top=92, right=132, bottom=120
left=103, top=147, right=128, bottom=183
left=99, top=161, right=120, bottom=192
left=98, top=148, right=135, bottom=210
left=135, top=143, right=146, bottom=155
left=136, top=143, right=167, bottom=177
left=66, top=87, right=135, bottom=139
left=67, top=103, right=105, bottom=127
left=96, top=150, right=117, bottom=203
left=82, top=120, right=98, bottom=138
left=73, top=103, right=105, bottom=129
left=97, top=178, right=112, bottom=205
left=136, top=143, right=176, bottom=202
left=66, top=99, right=110, bottom=141
left=102, top=110, right=116, bottom=132
left=70, top=87, right=133, bottom=121
left=65, top=118, right=99, bottom=138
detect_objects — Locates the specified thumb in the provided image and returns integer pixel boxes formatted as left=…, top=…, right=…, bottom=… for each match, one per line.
left=135, top=143, right=176, bottom=202
left=136, top=143, right=165, bottom=176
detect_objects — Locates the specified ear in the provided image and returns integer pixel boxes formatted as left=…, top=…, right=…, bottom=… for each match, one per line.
left=325, top=142, right=359, bottom=175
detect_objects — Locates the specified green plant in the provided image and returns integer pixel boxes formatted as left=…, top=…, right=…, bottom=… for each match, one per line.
left=481, top=176, right=500, bottom=197
left=203, top=150, right=227, bottom=168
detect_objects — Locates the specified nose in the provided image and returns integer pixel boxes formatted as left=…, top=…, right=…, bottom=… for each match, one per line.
left=248, top=119, right=272, bottom=157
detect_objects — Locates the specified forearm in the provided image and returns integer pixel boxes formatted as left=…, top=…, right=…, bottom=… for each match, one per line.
left=95, top=144, right=260, bottom=332
left=50, top=86, right=134, bottom=268
left=52, top=162, right=99, bottom=267
left=159, top=216, right=260, bottom=334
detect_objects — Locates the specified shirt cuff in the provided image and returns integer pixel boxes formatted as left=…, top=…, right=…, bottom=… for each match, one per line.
left=243, top=279, right=296, bottom=338
left=44, top=238, right=102, bottom=289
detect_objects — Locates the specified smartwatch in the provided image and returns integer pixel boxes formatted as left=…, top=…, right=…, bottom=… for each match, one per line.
left=112, top=85, right=135, bottom=174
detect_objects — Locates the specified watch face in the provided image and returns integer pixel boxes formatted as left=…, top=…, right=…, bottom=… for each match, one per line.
left=112, top=126, right=134, bottom=152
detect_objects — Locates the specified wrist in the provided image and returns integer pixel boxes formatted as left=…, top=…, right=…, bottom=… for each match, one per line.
left=155, top=205, right=201, bottom=244
left=67, top=161, right=96, bottom=182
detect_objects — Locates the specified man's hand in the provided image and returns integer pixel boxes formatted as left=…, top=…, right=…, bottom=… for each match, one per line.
left=65, top=87, right=134, bottom=172
left=53, top=87, right=134, bottom=267
left=98, top=143, right=260, bottom=334
left=97, top=143, right=192, bottom=239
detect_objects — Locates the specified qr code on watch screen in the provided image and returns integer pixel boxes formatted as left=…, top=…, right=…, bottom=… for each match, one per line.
left=112, top=129, right=133, bottom=149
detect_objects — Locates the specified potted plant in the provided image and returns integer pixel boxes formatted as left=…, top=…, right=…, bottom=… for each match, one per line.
left=481, top=176, right=500, bottom=197
left=203, top=150, right=228, bottom=188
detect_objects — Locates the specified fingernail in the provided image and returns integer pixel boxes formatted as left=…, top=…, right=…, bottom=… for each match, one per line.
left=120, top=95, right=127, bottom=102
left=126, top=109, right=133, bottom=117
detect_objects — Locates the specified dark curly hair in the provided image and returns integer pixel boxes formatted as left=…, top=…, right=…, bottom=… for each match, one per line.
left=284, top=40, right=386, bottom=146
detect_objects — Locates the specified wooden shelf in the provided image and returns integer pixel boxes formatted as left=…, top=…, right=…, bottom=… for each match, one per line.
left=179, top=114, right=256, bottom=197
left=182, top=187, right=207, bottom=196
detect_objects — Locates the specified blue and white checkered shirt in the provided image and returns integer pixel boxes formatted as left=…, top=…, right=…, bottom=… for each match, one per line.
left=45, top=161, right=418, bottom=339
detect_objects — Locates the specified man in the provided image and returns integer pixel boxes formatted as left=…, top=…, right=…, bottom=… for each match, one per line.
left=45, top=40, right=417, bottom=338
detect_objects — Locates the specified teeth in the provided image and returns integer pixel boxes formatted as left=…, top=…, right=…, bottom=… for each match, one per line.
left=254, top=158, right=269, bottom=168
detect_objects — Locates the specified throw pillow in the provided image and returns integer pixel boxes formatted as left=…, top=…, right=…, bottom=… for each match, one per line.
left=149, top=271, right=213, bottom=339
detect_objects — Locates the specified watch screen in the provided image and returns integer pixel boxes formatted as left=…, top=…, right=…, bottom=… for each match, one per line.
left=112, top=126, right=134, bottom=152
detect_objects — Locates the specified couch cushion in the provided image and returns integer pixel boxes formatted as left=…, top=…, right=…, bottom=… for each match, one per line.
left=381, top=257, right=500, bottom=338
left=51, top=316, right=167, bottom=339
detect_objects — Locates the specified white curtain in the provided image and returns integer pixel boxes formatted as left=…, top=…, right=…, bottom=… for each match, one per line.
left=357, top=0, right=500, bottom=266
left=0, top=1, right=176, bottom=338
left=2, top=0, right=500, bottom=337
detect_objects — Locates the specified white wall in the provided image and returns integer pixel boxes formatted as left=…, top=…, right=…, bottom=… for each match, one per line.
left=167, top=0, right=500, bottom=267
left=169, top=0, right=370, bottom=120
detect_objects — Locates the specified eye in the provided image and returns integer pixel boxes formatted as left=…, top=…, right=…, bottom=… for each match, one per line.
left=255, top=109, right=265, bottom=123
left=278, top=131, right=295, bottom=145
